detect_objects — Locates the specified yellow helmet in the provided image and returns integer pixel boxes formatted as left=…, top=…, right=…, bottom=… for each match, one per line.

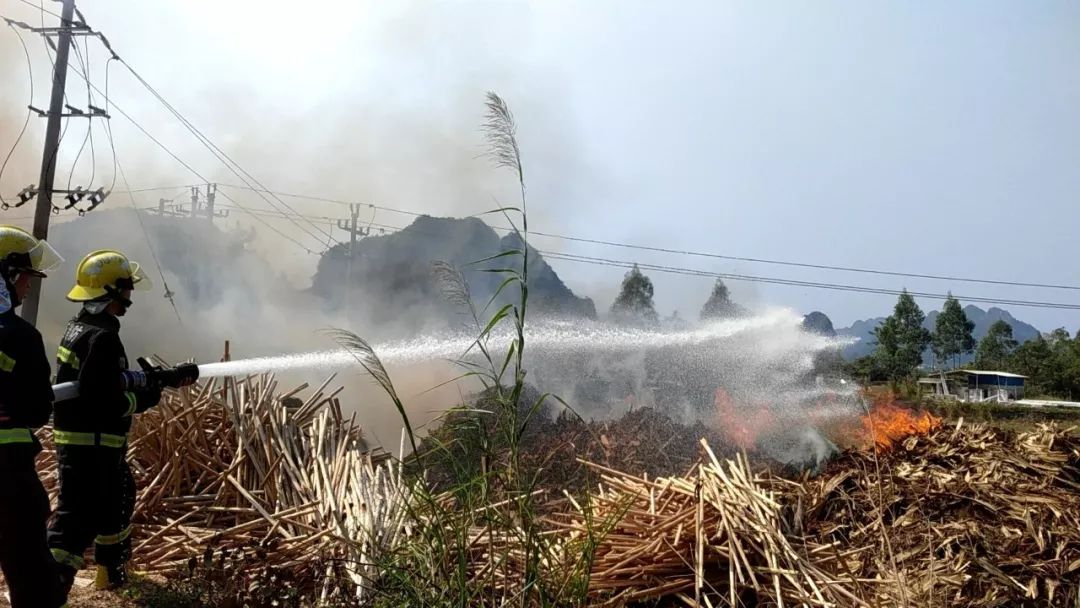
left=67, top=249, right=152, bottom=302
left=0, top=225, right=63, bottom=278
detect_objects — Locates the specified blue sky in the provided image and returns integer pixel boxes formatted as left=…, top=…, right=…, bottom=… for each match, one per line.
left=2, top=1, right=1078, bottom=330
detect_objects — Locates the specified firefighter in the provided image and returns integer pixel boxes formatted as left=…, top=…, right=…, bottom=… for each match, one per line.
left=48, top=250, right=198, bottom=593
left=0, top=225, right=67, bottom=608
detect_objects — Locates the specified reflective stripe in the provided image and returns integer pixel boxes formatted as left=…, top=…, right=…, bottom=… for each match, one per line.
left=0, top=427, right=33, bottom=445
left=51, top=547, right=85, bottom=569
left=57, top=345, right=80, bottom=370
left=122, top=392, right=137, bottom=417
left=53, top=429, right=127, bottom=448
left=95, top=524, right=133, bottom=546
left=0, top=351, right=14, bottom=372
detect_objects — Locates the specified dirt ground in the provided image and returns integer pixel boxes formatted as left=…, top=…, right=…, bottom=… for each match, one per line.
left=0, top=572, right=173, bottom=608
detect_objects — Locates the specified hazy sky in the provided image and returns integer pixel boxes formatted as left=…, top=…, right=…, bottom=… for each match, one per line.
left=2, top=1, right=1078, bottom=330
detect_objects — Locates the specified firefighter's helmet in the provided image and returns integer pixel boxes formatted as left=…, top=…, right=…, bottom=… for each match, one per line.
left=67, top=249, right=151, bottom=302
left=0, top=225, right=63, bottom=278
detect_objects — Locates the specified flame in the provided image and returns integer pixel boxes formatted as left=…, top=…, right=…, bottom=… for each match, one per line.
left=713, top=388, right=775, bottom=449
left=710, top=386, right=940, bottom=455
left=859, top=399, right=941, bottom=452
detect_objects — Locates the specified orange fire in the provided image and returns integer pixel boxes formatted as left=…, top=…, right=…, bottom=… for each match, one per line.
left=859, top=400, right=941, bottom=452
left=713, top=388, right=775, bottom=450
left=712, top=387, right=942, bottom=454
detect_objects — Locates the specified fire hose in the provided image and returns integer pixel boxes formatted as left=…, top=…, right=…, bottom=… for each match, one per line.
left=51, top=357, right=201, bottom=403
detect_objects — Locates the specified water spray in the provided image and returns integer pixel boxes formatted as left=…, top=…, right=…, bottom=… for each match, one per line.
left=49, top=308, right=861, bottom=471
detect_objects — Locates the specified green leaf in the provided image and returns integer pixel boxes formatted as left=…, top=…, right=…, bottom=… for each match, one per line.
left=477, top=304, right=514, bottom=342
left=467, top=249, right=524, bottom=267
left=480, top=276, right=522, bottom=316
left=498, top=341, right=517, bottom=380
left=477, top=206, right=522, bottom=216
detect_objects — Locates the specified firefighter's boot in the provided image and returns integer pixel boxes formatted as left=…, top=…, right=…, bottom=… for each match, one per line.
left=57, top=564, right=78, bottom=597
left=94, top=563, right=128, bottom=590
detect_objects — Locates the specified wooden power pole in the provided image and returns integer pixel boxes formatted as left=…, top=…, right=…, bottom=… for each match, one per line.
left=21, top=0, right=76, bottom=326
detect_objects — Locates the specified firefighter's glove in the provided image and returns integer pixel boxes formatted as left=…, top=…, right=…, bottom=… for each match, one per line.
left=149, top=362, right=200, bottom=389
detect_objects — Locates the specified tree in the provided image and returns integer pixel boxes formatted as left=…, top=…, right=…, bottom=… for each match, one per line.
left=1005, top=328, right=1080, bottom=400
left=1047, top=327, right=1072, bottom=346
left=931, top=295, right=975, bottom=369
left=1010, top=335, right=1054, bottom=395
left=700, top=278, right=744, bottom=320
left=873, top=290, right=932, bottom=381
left=1044, top=328, right=1080, bottom=399
left=846, top=355, right=887, bottom=383
left=610, top=264, right=658, bottom=324
left=974, top=320, right=1017, bottom=370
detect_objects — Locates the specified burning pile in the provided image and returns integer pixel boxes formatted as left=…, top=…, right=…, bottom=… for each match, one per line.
left=25, top=373, right=1079, bottom=607
left=857, top=395, right=943, bottom=451
left=473, top=404, right=1080, bottom=607
left=538, top=443, right=859, bottom=607
left=35, top=371, right=413, bottom=604
left=799, top=419, right=1080, bottom=606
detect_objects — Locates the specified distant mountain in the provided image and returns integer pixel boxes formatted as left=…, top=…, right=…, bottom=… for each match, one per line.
left=836, top=305, right=1042, bottom=362
left=801, top=311, right=836, bottom=337
left=311, top=216, right=596, bottom=336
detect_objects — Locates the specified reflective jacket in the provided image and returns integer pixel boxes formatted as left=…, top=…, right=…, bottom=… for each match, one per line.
left=53, top=310, right=159, bottom=447
left=0, top=309, right=54, bottom=463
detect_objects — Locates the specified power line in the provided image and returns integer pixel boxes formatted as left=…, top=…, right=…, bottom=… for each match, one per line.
left=14, top=0, right=61, bottom=19
left=216, top=184, right=429, bottom=218
left=17, top=3, right=74, bottom=188
left=110, top=128, right=184, bottom=328
left=209, top=183, right=1080, bottom=292
left=539, top=251, right=1080, bottom=311
left=118, top=184, right=199, bottom=194
left=192, top=205, right=1080, bottom=310
left=528, top=233, right=1080, bottom=292
left=112, top=56, right=335, bottom=247
left=102, top=56, right=117, bottom=192
left=213, top=190, right=319, bottom=253
left=0, top=20, right=34, bottom=209
left=46, top=7, right=1074, bottom=298
left=65, top=36, right=96, bottom=191
left=15, top=5, right=329, bottom=253
left=57, top=51, right=319, bottom=254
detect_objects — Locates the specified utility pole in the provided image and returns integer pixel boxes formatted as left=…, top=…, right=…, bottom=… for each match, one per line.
left=336, top=204, right=369, bottom=313
left=21, top=0, right=76, bottom=325
left=204, top=183, right=217, bottom=221
left=189, top=185, right=200, bottom=218
left=178, top=184, right=226, bottom=222
left=152, top=197, right=186, bottom=218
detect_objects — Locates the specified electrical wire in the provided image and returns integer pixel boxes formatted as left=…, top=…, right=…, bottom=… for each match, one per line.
left=53, top=7, right=1080, bottom=302
left=214, top=183, right=1080, bottom=292
left=82, top=33, right=95, bottom=188
left=29, top=0, right=73, bottom=199
left=115, top=58, right=335, bottom=247
left=103, top=56, right=117, bottom=192
left=109, top=125, right=184, bottom=328
left=65, top=37, right=95, bottom=192
left=216, top=184, right=426, bottom=218
left=84, top=31, right=183, bottom=329
left=117, top=185, right=199, bottom=194
left=9, top=6, right=322, bottom=253
left=538, top=251, right=1080, bottom=311
left=16, top=0, right=60, bottom=19
left=59, top=58, right=318, bottom=254
left=0, top=21, right=34, bottom=209
left=199, top=204, right=1080, bottom=311
left=529, top=232, right=1080, bottom=293
left=212, top=190, right=319, bottom=253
